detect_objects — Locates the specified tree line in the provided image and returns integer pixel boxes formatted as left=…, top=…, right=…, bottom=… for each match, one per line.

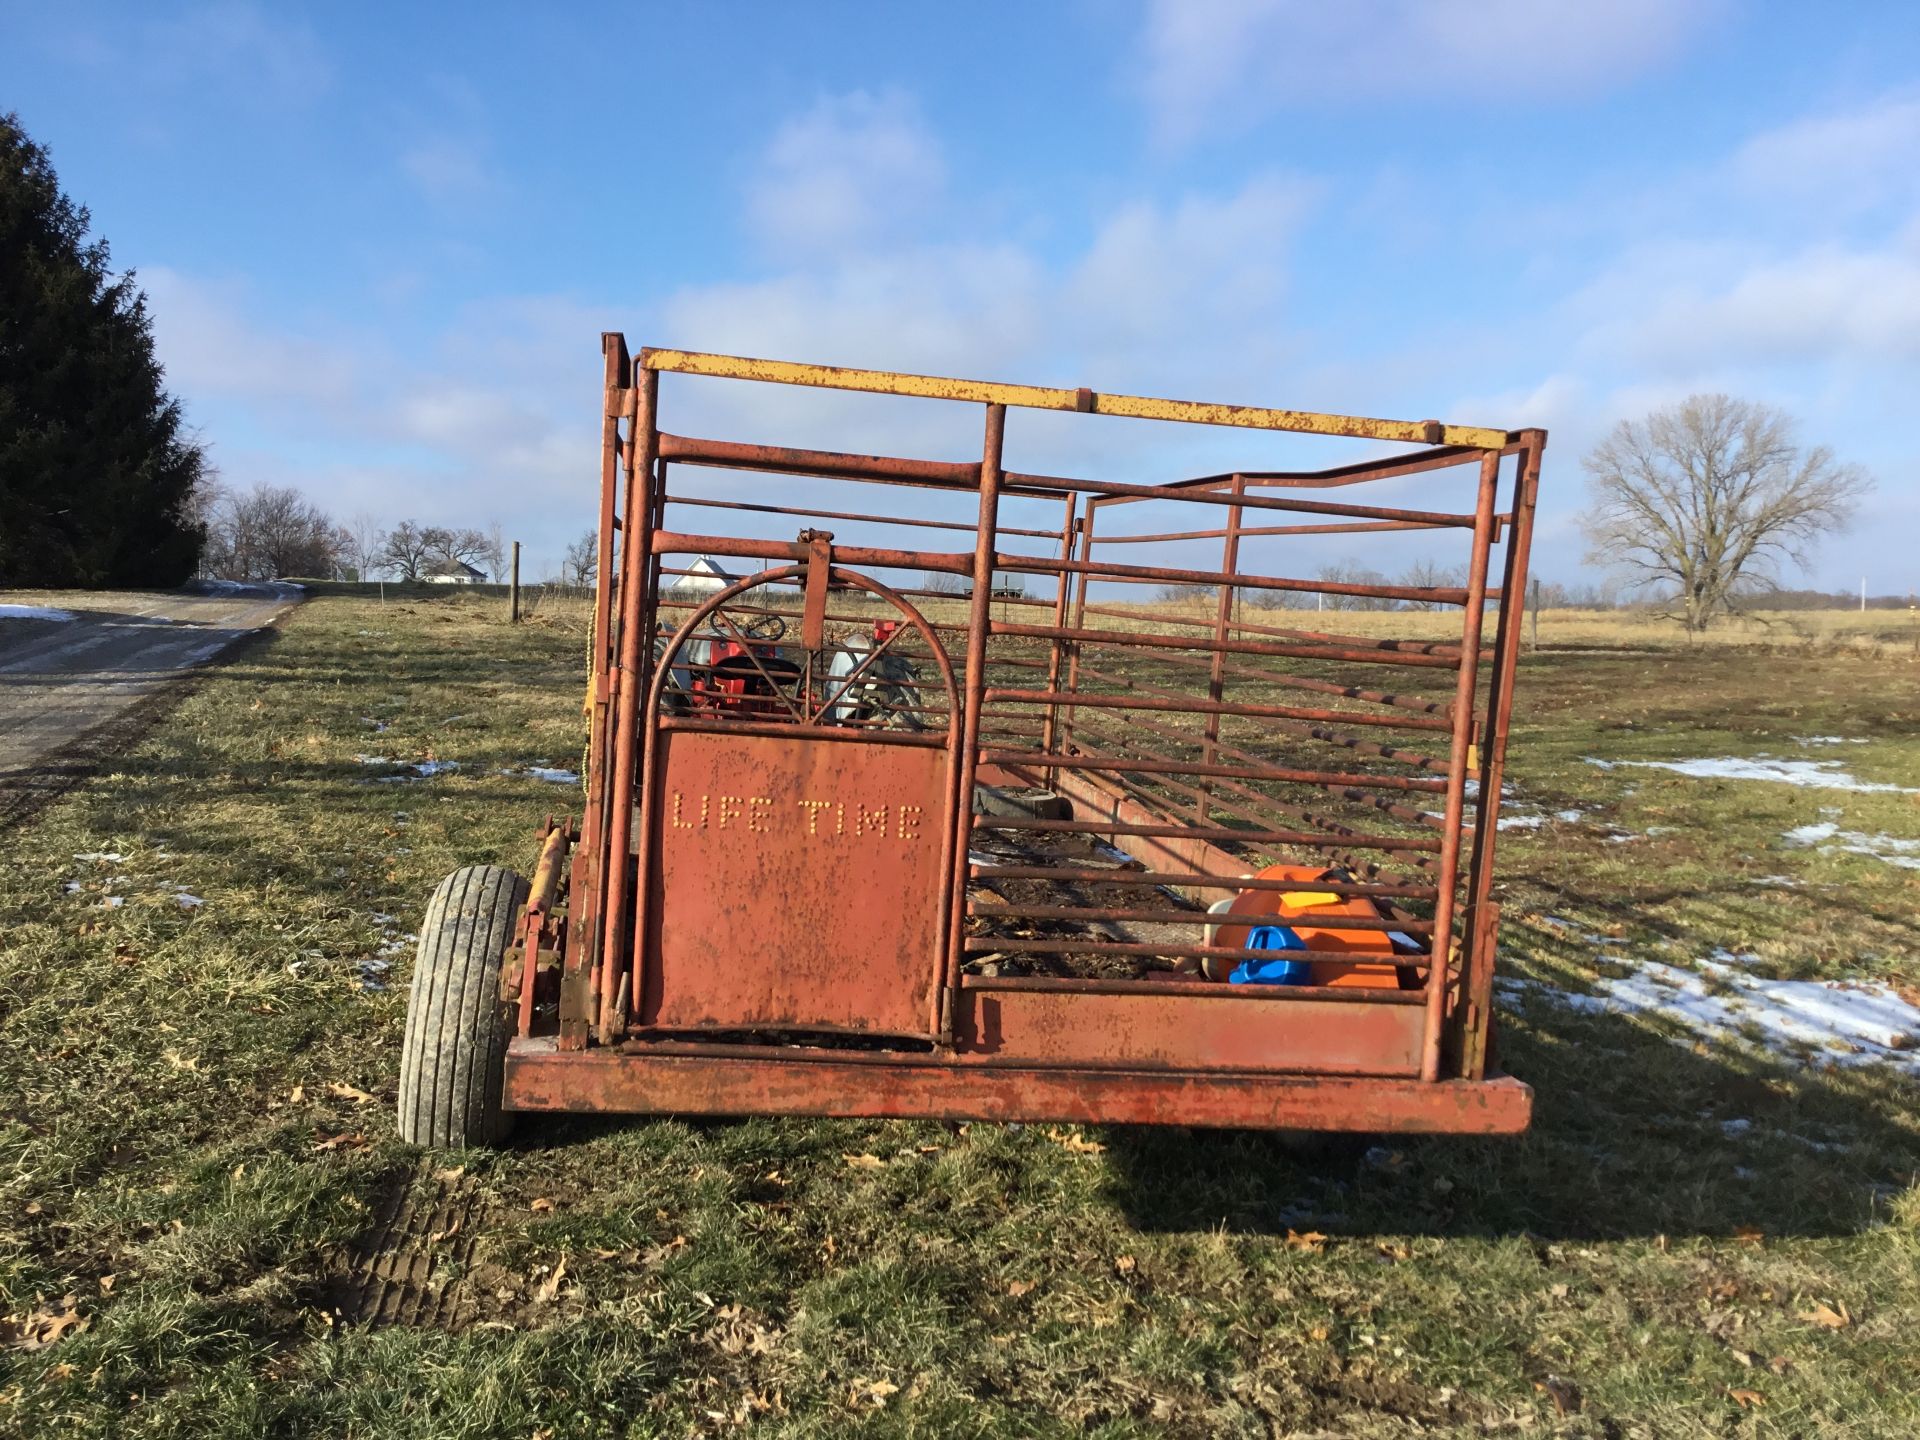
left=194, top=479, right=521, bottom=583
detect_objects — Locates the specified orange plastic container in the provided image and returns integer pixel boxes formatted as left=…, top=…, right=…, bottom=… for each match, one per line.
left=1204, top=862, right=1411, bottom=989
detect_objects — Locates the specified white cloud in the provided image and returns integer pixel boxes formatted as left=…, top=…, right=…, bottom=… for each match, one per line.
left=655, top=170, right=1322, bottom=486
left=58, top=2, right=332, bottom=109
left=744, top=90, right=945, bottom=257
left=1137, top=0, right=1724, bottom=144
left=1569, top=239, right=1920, bottom=373
left=400, top=136, right=500, bottom=204
left=140, top=267, right=360, bottom=411
left=1729, top=93, right=1920, bottom=211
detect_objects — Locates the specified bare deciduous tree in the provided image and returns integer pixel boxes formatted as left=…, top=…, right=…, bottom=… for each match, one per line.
left=345, top=512, right=386, bottom=581
left=1581, top=395, right=1871, bottom=632
left=483, top=521, right=507, bottom=582
left=380, top=520, right=432, bottom=581
left=422, top=525, right=489, bottom=575
left=1313, top=559, right=1395, bottom=612
left=1399, top=559, right=1464, bottom=611
left=562, top=529, right=599, bottom=586
left=201, top=483, right=346, bottom=580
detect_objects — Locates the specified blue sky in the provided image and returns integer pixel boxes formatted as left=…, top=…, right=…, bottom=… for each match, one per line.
left=5, top=1, right=1918, bottom=588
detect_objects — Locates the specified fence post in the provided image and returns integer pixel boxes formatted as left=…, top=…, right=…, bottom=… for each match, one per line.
left=510, top=541, right=522, bottom=623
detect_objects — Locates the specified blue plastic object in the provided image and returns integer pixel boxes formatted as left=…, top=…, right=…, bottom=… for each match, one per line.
left=1227, top=925, right=1312, bottom=986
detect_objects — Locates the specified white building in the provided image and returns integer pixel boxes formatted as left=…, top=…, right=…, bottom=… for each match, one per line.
left=424, top=559, right=487, bottom=585
left=669, top=556, right=738, bottom=594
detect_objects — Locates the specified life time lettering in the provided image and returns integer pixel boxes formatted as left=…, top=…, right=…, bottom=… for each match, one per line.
left=668, top=792, right=923, bottom=842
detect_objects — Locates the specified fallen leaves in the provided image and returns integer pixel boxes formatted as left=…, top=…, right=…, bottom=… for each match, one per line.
left=641, top=1234, right=688, bottom=1269
left=847, top=1377, right=899, bottom=1409
left=162, top=1049, right=199, bottom=1073
left=1006, top=1279, right=1036, bottom=1298
left=529, top=1197, right=555, bottom=1213
left=1733, top=1225, right=1766, bottom=1248
left=310, top=1131, right=367, bottom=1152
left=533, top=1256, right=568, bottom=1304
left=1799, top=1299, right=1851, bottom=1330
left=1535, top=1376, right=1581, bottom=1416
left=1113, top=1254, right=1137, bottom=1277
left=1727, top=1387, right=1767, bottom=1410
left=0, top=1297, right=88, bottom=1351
left=325, top=1081, right=377, bottom=1106
left=1044, top=1127, right=1106, bottom=1156
left=841, top=1153, right=885, bottom=1169
left=1284, top=1229, right=1331, bottom=1253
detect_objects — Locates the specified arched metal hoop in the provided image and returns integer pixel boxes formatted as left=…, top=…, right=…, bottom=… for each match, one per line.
left=644, top=563, right=958, bottom=729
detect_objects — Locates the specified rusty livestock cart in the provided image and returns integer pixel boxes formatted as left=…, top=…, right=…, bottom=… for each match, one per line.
left=397, top=337, right=1545, bottom=1147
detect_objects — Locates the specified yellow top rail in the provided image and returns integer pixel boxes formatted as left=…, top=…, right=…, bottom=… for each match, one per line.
left=641, top=347, right=1511, bottom=451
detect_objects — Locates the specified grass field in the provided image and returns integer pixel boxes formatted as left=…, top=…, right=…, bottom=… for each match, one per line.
left=2, top=589, right=1917, bottom=1437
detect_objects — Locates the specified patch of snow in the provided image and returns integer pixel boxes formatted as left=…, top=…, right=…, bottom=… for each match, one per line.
left=1497, top=814, right=1544, bottom=831
left=360, top=758, right=459, bottom=782
left=521, top=766, right=580, bottom=785
left=174, top=891, right=204, bottom=909
left=73, top=851, right=125, bottom=863
left=1751, top=875, right=1800, bottom=888
left=1554, top=809, right=1585, bottom=823
left=0, top=604, right=79, bottom=621
left=1794, top=736, right=1867, bottom=746
left=97, top=896, right=124, bottom=909
left=1502, top=960, right=1920, bottom=1074
left=1589, top=756, right=1912, bottom=794
left=1720, top=1118, right=1752, bottom=1137
left=1785, top=823, right=1920, bottom=870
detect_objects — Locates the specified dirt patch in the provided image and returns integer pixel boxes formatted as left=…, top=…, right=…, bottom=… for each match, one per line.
left=316, top=1162, right=484, bottom=1329
left=965, top=822, right=1207, bottom=979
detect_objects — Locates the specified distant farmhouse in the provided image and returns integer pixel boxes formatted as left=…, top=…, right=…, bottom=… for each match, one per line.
left=666, top=555, right=738, bottom=596
left=424, top=558, right=487, bottom=585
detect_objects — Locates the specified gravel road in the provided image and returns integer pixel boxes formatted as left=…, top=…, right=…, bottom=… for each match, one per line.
left=0, top=582, right=302, bottom=795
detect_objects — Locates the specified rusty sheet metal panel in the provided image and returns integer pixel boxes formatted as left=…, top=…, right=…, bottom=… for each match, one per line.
left=502, top=1038, right=1533, bottom=1133
left=952, top=981, right=1423, bottom=1075
left=640, top=728, right=948, bottom=1036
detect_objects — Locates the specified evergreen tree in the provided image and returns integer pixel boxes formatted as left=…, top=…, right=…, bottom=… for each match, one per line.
left=0, top=112, right=206, bottom=586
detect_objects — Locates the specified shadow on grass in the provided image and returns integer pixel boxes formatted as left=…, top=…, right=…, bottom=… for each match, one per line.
left=1097, top=1001, right=1919, bottom=1243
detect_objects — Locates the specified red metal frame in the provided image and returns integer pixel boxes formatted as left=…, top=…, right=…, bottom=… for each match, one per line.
left=502, top=336, right=1545, bottom=1132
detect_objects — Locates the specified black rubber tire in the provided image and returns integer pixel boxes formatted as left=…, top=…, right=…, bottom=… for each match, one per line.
left=397, top=865, right=528, bottom=1148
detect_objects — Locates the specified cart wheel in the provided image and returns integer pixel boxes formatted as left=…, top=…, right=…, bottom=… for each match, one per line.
left=398, top=865, right=529, bottom=1148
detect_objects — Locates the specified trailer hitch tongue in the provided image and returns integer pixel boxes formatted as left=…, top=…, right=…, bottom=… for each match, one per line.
left=799, top=529, right=834, bottom=651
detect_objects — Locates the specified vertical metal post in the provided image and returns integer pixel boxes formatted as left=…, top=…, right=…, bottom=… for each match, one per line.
left=509, top=541, right=521, bottom=623
left=597, top=365, right=660, bottom=1043
left=1059, top=497, right=1098, bottom=752
left=1040, top=495, right=1078, bottom=754
left=1419, top=447, right=1500, bottom=1082
left=1195, top=476, right=1245, bottom=820
left=938, top=404, right=1005, bottom=1041
left=1455, top=434, right=1543, bottom=1077
left=566, top=336, right=631, bottom=1046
